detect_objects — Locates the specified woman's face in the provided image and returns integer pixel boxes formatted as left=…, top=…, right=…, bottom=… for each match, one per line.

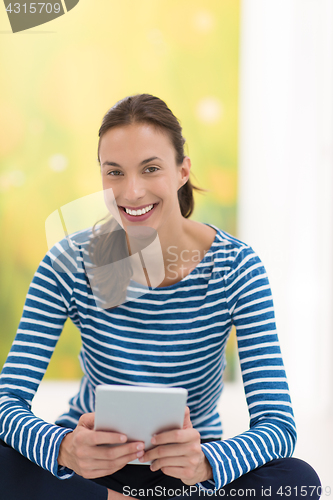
left=99, top=123, right=190, bottom=233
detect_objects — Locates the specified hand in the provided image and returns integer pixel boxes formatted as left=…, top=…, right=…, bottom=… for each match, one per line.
left=57, top=412, right=145, bottom=479
left=139, top=406, right=213, bottom=485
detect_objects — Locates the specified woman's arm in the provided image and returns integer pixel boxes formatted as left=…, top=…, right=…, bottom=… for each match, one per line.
left=0, top=239, right=79, bottom=479
left=198, top=245, right=297, bottom=489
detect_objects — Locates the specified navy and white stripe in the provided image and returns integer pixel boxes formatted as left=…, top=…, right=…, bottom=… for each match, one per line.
left=0, top=224, right=296, bottom=487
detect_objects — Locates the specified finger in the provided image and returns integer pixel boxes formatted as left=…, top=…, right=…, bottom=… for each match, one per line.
left=183, top=407, right=193, bottom=429
left=141, top=444, right=182, bottom=463
left=78, top=415, right=130, bottom=446
left=151, top=427, right=197, bottom=446
left=78, top=412, right=95, bottom=430
left=150, top=456, right=186, bottom=471
left=111, top=448, right=146, bottom=466
left=93, top=441, right=145, bottom=461
left=140, top=441, right=194, bottom=464
left=91, top=431, right=128, bottom=446
left=85, top=450, right=145, bottom=471
left=75, top=449, right=146, bottom=479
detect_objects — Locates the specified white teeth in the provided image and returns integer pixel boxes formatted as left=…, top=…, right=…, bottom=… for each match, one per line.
left=125, top=204, right=154, bottom=216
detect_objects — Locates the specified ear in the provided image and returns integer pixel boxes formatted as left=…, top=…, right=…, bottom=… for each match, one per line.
left=178, top=156, right=191, bottom=190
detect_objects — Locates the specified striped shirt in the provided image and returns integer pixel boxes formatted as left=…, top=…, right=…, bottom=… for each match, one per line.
left=0, top=223, right=297, bottom=489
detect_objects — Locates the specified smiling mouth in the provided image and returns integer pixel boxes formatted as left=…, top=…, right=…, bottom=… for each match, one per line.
left=120, top=203, right=158, bottom=216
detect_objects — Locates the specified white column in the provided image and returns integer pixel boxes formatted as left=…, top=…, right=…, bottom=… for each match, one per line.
left=238, top=0, right=333, bottom=417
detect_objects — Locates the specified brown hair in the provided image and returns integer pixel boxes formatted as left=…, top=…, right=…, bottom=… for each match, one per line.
left=88, top=94, right=206, bottom=309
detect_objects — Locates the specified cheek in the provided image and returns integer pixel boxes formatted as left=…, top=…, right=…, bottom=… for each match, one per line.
left=101, top=179, right=120, bottom=205
left=155, top=174, right=178, bottom=191
left=101, top=176, right=115, bottom=189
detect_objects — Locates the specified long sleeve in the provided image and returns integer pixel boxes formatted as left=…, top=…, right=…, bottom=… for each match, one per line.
left=199, top=245, right=297, bottom=489
left=0, top=240, right=78, bottom=479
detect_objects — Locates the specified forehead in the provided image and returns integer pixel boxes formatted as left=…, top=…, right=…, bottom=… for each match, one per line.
left=99, top=123, right=175, bottom=162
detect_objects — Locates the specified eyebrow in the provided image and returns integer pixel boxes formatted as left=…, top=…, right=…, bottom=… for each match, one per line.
left=101, top=156, right=163, bottom=168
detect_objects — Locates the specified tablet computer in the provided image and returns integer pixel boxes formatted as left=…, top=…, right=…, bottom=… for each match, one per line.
left=94, top=384, right=188, bottom=465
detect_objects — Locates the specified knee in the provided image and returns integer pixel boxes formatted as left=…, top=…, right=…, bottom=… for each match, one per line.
left=278, top=457, right=322, bottom=500
left=286, top=457, right=321, bottom=488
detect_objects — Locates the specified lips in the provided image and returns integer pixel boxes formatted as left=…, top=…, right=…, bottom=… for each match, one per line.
left=120, top=203, right=156, bottom=211
left=119, top=203, right=159, bottom=221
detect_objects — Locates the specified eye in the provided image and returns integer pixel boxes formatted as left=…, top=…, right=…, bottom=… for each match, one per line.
left=107, top=170, right=123, bottom=176
left=144, top=166, right=159, bottom=173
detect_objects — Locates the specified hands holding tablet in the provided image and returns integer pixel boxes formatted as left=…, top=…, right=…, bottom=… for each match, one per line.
left=58, top=407, right=213, bottom=485
left=58, top=385, right=213, bottom=485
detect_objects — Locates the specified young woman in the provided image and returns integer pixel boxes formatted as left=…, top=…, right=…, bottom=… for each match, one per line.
left=0, top=94, right=321, bottom=500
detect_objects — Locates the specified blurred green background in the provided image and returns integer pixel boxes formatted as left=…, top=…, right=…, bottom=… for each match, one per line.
left=0, top=0, right=240, bottom=379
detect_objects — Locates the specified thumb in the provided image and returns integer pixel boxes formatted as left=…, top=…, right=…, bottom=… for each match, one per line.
left=183, top=406, right=193, bottom=429
left=78, top=412, right=95, bottom=430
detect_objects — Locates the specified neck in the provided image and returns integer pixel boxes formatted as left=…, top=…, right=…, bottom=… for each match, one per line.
left=124, top=216, right=195, bottom=286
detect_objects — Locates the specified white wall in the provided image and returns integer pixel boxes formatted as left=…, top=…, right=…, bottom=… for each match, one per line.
left=238, top=0, right=333, bottom=418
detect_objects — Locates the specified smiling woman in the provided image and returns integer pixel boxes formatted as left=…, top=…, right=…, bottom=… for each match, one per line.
left=0, top=94, right=321, bottom=500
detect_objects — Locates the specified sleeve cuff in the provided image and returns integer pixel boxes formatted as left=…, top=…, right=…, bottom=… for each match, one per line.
left=196, top=443, right=221, bottom=491
left=196, top=479, right=217, bottom=491
left=51, top=428, right=75, bottom=480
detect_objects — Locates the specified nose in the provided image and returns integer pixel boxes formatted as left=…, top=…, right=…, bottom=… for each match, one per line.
left=123, top=174, right=146, bottom=204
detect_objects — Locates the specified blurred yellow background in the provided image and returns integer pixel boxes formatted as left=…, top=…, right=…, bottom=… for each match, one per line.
left=0, top=0, right=240, bottom=378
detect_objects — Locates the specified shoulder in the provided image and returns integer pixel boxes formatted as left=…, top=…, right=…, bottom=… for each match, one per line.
left=45, top=226, right=97, bottom=273
left=204, top=224, right=264, bottom=277
left=205, top=223, right=253, bottom=255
